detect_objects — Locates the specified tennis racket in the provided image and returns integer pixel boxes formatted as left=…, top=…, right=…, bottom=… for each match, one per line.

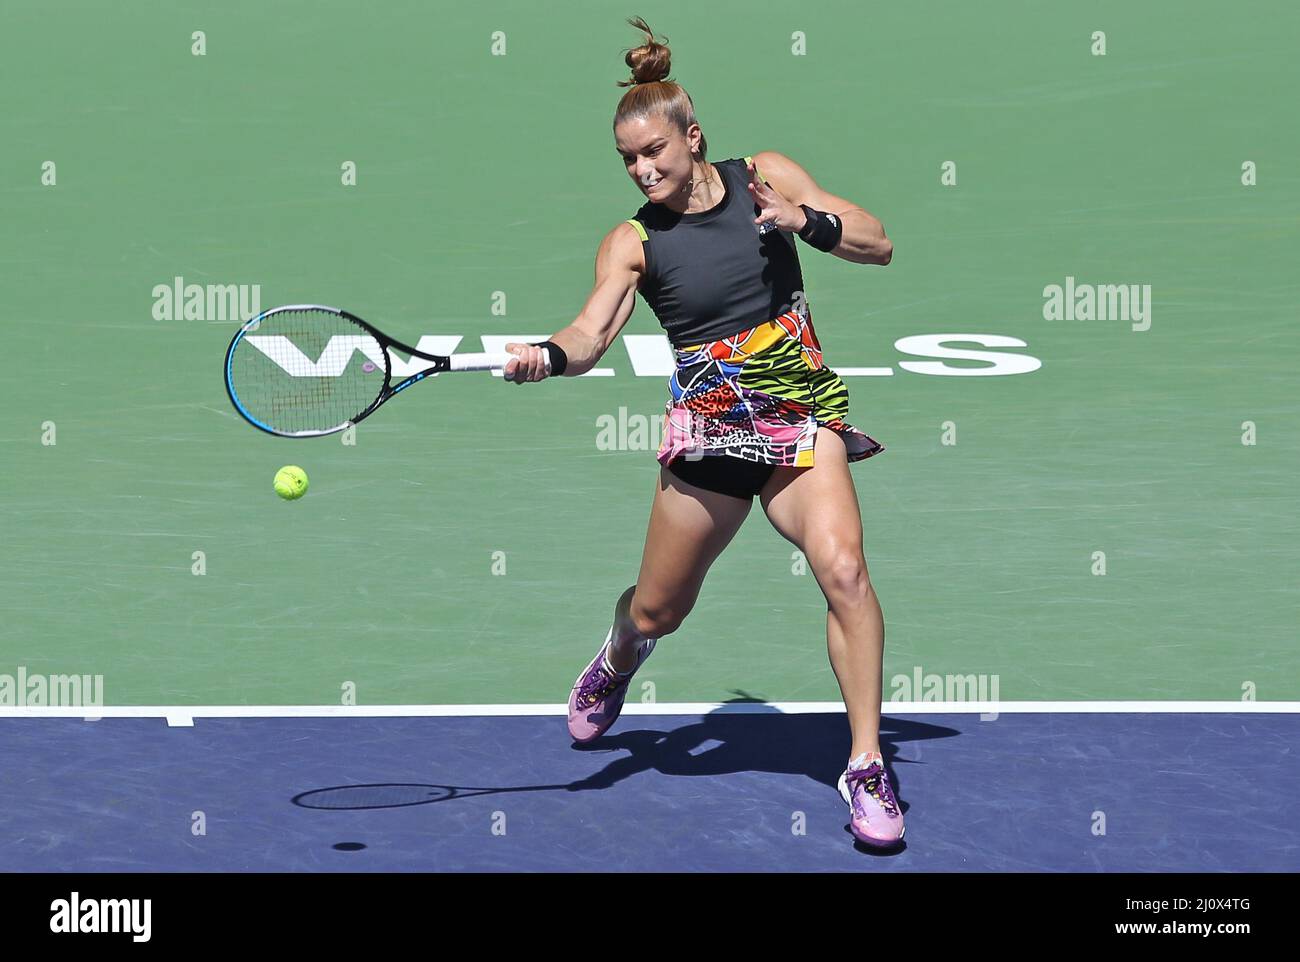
left=224, top=304, right=548, bottom=437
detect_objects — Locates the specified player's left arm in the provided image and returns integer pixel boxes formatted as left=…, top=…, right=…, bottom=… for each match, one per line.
left=752, top=150, right=893, bottom=266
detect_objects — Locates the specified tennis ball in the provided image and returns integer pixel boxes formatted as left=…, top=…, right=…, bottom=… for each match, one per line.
left=273, top=465, right=309, bottom=500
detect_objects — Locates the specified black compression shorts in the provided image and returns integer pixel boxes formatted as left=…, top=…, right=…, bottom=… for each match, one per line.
left=664, top=454, right=777, bottom=501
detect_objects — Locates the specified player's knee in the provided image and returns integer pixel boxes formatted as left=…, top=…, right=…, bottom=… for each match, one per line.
left=630, top=599, right=684, bottom=639
left=819, top=551, right=872, bottom=603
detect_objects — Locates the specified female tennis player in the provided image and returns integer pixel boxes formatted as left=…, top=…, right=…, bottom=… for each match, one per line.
left=503, top=17, right=902, bottom=848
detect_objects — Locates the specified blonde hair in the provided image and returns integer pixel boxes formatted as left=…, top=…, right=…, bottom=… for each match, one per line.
left=612, top=16, right=708, bottom=160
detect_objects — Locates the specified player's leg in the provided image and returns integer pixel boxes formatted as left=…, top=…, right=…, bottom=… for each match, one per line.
left=758, top=428, right=903, bottom=845
left=758, top=428, right=884, bottom=761
left=567, top=462, right=754, bottom=743
left=606, top=464, right=755, bottom=670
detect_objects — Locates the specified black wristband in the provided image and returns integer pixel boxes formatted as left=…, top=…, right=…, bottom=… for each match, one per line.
left=797, top=204, right=843, bottom=253
left=528, top=340, right=568, bottom=377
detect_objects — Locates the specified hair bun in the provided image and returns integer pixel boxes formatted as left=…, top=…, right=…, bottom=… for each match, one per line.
left=620, top=16, right=672, bottom=87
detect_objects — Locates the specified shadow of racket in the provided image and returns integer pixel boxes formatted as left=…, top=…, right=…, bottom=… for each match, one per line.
left=292, top=782, right=570, bottom=811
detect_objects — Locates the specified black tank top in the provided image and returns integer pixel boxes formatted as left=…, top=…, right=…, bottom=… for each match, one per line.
left=626, top=155, right=807, bottom=348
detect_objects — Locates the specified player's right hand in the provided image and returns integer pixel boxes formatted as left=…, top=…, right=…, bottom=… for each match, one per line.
left=503, top=343, right=551, bottom=384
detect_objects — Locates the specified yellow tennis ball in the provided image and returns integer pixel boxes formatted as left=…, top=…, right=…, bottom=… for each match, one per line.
left=273, top=465, right=309, bottom=500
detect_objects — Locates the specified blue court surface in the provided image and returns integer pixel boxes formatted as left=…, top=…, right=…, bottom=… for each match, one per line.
left=2, top=708, right=1296, bottom=871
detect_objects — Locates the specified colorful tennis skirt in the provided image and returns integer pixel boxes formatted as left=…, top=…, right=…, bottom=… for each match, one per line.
left=656, top=308, right=885, bottom=469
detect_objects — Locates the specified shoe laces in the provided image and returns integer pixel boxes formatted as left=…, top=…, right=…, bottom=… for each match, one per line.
left=576, top=661, right=623, bottom=709
left=845, top=762, right=899, bottom=817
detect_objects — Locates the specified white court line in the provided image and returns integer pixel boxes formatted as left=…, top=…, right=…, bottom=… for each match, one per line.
left=836, top=367, right=895, bottom=377
left=0, top=701, right=1297, bottom=720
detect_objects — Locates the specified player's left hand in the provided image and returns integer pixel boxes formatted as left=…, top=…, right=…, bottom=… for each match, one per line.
left=746, top=159, right=806, bottom=233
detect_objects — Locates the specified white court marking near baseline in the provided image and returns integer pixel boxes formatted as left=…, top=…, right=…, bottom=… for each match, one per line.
left=0, top=701, right=1297, bottom=727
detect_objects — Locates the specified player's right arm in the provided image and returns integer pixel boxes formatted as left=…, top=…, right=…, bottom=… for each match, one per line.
left=503, top=222, right=644, bottom=382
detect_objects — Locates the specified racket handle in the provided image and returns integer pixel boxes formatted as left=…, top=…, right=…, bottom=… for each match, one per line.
left=448, top=352, right=513, bottom=372
left=448, top=351, right=552, bottom=376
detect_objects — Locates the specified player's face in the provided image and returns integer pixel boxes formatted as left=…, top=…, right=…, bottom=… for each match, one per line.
left=615, top=116, right=699, bottom=203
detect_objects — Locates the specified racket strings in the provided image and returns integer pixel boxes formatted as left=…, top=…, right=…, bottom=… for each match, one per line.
left=229, top=309, right=386, bottom=435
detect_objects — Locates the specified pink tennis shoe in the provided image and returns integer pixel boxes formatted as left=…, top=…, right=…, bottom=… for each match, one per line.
left=837, top=753, right=905, bottom=848
left=567, top=626, right=656, bottom=743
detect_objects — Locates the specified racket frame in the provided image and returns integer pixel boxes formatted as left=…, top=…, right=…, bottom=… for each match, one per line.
left=224, top=303, right=525, bottom=438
